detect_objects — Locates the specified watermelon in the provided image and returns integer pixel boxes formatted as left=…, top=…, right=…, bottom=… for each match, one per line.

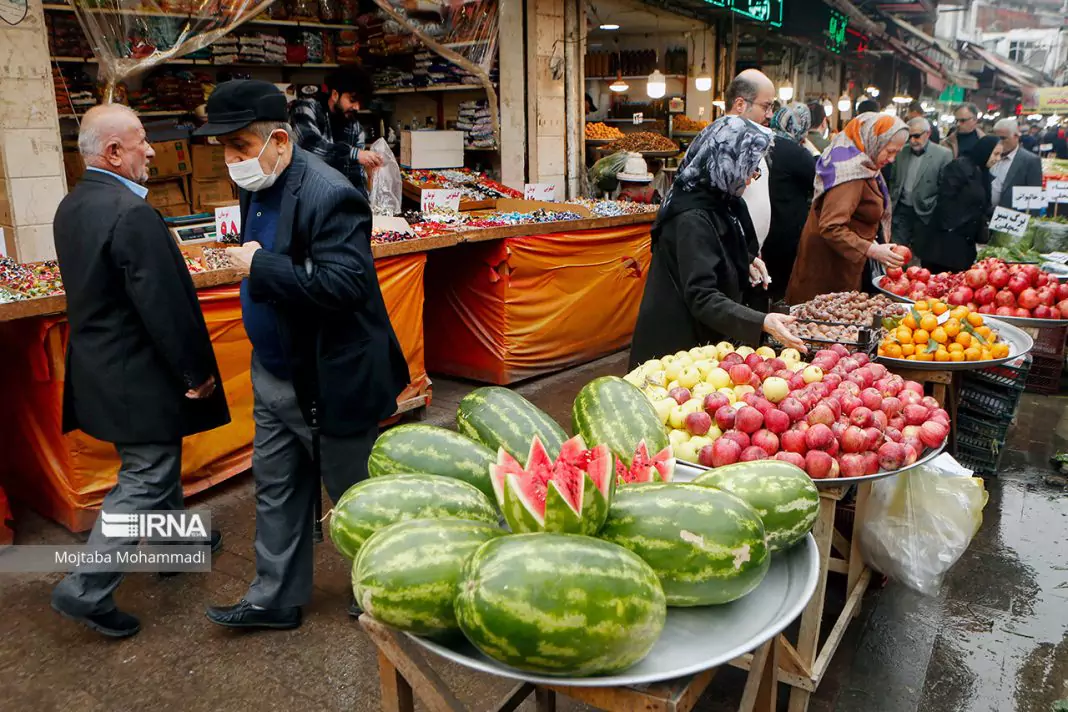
left=329, top=474, right=499, bottom=560
left=693, top=461, right=819, bottom=553
left=353, top=519, right=502, bottom=639
left=456, top=387, right=567, bottom=464
left=367, top=424, right=496, bottom=501
left=455, top=533, right=666, bottom=676
left=599, top=483, right=770, bottom=606
left=491, top=435, right=614, bottom=536
left=572, top=376, right=675, bottom=485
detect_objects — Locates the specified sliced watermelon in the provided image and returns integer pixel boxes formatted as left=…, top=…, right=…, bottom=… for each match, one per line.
left=616, top=440, right=676, bottom=485
left=490, top=435, right=614, bottom=536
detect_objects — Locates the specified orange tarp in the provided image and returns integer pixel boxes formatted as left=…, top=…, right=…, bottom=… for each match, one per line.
left=424, top=225, right=652, bottom=385
left=0, top=252, right=427, bottom=533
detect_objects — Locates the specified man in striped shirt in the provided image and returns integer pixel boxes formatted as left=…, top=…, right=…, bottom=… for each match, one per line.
left=289, top=69, right=380, bottom=195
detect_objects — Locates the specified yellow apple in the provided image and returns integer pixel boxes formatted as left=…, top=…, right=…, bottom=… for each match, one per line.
left=779, top=348, right=801, bottom=363
left=664, top=360, right=683, bottom=382
left=715, top=341, right=735, bottom=359
left=661, top=354, right=677, bottom=364
left=675, top=439, right=701, bottom=464
left=645, top=370, right=667, bottom=387
left=756, top=346, right=776, bottom=359
left=762, top=377, right=790, bottom=403
left=668, top=405, right=688, bottom=430
left=789, top=361, right=806, bottom=372
left=717, top=387, right=738, bottom=404
left=652, top=397, right=676, bottom=425
left=734, top=384, right=756, bottom=399
left=802, top=365, right=824, bottom=384
left=668, top=428, right=691, bottom=448
left=688, top=347, right=706, bottom=361
left=643, top=359, right=663, bottom=372
left=706, top=367, right=732, bottom=390
left=691, top=382, right=715, bottom=399
left=645, top=385, right=669, bottom=401
left=678, top=366, right=701, bottom=389
left=693, top=359, right=715, bottom=378
left=736, top=346, right=755, bottom=358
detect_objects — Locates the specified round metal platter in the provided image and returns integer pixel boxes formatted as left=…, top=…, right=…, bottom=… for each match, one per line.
left=875, top=316, right=1034, bottom=371
left=672, top=441, right=946, bottom=489
left=872, top=281, right=913, bottom=303
left=641, top=150, right=682, bottom=158
left=408, top=534, right=819, bottom=687
left=872, top=282, right=1068, bottom=326
left=584, top=138, right=616, bottom=144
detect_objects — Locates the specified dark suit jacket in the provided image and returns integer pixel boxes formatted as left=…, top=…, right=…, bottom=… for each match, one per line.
left=240, top=146, right=409, bottom=436
left=889, top=142, right=952, bottom=222
left=996, top=148, right=1044, bottom=210
left=764, top=138, right=816, bottom=294
left=53, top=170, right=230, bottom=443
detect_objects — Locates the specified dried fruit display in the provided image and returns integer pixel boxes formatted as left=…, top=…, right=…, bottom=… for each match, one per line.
left=673, top=116, right=709, bottom=132
left=603, top=132, right=679, bottom=154
left=585, top=122, right=625, bottom=140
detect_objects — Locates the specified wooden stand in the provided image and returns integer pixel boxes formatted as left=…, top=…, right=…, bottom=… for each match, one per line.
left=883, top=366, right=960, bottom=447
left=729, top=483, right=874, bottom=712
left=360, top=615, right=780, bottom=712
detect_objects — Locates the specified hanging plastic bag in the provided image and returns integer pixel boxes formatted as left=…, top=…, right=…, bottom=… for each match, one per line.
left=860, top=456, right=988, bottom=596
left=368, top=138, right=402, bottom=216
left=588, top=151, right=630, bottom=196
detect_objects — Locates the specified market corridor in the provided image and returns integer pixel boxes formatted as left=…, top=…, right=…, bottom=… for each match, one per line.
left=0, top=351, right=1066, bottom=712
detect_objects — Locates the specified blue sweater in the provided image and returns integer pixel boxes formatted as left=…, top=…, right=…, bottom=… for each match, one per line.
left=241, top=179, right=291, bottom=378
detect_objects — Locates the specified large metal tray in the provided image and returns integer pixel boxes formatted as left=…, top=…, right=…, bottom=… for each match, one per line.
left=872, top=282, right=1068, bottom=327
left=876, top=316, right=1034, bottom=371
left=408, top=535, right=819, bottom=687
left=673, top=442, right=946, bottom=489
left=872, top=281, right=914, bottom=303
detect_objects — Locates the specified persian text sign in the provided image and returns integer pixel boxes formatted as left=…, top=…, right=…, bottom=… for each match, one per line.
left=989, top=206, right=1030, bottom=238
left=421, top=189, right=461, bottom=214
left=1012, top=186, right=1046, bottom=211
left=215, top=205, right=241, bottom=239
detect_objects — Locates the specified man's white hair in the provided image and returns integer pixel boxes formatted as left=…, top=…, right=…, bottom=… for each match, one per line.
left=247, top=120, right=293, bottom=141
left=77, top=104, right=140, bottom=161
left=994, top=118, right=1020, bottom=135
left=907, top=117, right=930, bottom=134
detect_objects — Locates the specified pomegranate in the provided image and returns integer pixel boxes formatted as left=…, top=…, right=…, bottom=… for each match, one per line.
left=964, top=268, right=987, bottom=288
left=975, top=285, right=997, bottom=305
left=1007, top=273, right=1030, bottom=295
left=995, top=290, right=1016, bottom=308
left=1018, top=288, right=1041, bottom=311
left=1057, top=283, right=1068, bottom=301
left=1015, top=307, right=1031, bottom=318
left=989, top=267, right=1010, bottom=288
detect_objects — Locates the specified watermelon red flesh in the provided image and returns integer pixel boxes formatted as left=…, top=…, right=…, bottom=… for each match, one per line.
left=490, top=435, right=613, bottom=535
left=616, top=440, right=675, bottom=485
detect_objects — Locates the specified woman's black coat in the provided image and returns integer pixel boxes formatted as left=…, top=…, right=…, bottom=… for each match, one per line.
left=763, top=138, right=816, bottom=296
left=923, top=157, right=989, bottom=272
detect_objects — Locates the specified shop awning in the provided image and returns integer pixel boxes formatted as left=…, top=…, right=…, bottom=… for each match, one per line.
left=884, top=14, right=958, bottom=61
left=964, top=43, right=1049, bottom=89
left=945, top=70, right=979, bottom=91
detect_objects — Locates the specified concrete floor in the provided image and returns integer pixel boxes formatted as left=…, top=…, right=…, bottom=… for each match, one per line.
left=1, top=351, right=1067, bottom=712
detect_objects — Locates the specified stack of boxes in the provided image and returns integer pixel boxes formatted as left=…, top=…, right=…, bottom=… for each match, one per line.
left=955, top=357, right=1033, bottom=476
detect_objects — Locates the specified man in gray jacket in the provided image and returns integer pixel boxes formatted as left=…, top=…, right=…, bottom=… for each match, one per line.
left=992, top=117, right=1044, bottom=212
left=889, top=117, right=952, bottom=251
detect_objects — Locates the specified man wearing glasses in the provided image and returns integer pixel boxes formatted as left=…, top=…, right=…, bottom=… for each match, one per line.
left=725, top=69, right=776, bottom=251
left=889, top=117, right=951, bottom=252
left=943, top=103, right=984, bottom=159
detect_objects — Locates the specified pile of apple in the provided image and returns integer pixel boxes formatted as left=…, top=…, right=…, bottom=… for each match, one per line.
left=630, top=343, right=949, bottom=480
left=879, top=266, right=964, bottom=301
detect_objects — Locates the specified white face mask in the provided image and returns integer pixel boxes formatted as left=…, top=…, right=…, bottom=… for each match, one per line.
left=228, top=132, right=284, bottom=191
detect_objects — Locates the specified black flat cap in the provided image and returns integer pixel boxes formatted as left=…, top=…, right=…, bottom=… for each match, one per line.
left=194, top=80, right=288, bottom=137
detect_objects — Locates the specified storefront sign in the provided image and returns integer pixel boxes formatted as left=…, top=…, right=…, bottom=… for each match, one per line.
left=989, top=206, right=1030, bottom=238
left=1021, top=86, right=1068, bottom=114
left=703, top=0, right=783, bottom=27
left=1046, top=181, right=1068, bottom=203
left=421, top=189, right=461, bottom=214
left=524, top=184, right=557, bottom=201
left=214, top=205, right=241, bottom=239
left=1012, top=186, right=1047, bottom=211
left=827, top=9, right=848, bottom=54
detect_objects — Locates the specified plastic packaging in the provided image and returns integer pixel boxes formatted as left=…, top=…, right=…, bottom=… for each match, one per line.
left=860, top=457, right=989, bottom=596
left=588, top=151, right=630, bottom=195
left=368, top=138, right=402, bottom=216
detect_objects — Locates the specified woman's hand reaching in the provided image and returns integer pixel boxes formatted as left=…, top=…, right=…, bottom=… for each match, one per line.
left=749, top=257, right=771, bottom=289
left=867, top=242, right=906, bottom=269
left=762, top=313, right=808, bottom=353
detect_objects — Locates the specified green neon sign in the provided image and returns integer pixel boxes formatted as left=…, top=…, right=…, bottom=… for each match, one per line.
left=827, top=9, right=847, bottom=54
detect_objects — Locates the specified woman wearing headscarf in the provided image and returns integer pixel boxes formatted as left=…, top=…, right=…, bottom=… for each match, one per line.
left=786, top=113, right=909, bottom=304
left=762, top=103, right=817, bottom=301
left=629, top=116, right=806, bottom=369
left=922, top=135, right=1003, bottom=274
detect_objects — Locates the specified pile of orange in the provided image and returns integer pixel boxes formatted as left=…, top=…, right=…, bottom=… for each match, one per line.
left=877, top=300, right=1010, bottom=362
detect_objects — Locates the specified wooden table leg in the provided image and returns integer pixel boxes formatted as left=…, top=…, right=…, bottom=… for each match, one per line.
left=378, top=649, right=415, bottom=712
left=534, top=687, right=557, bottom=712
left=847, top=481, right=872, bottom=598
left=739, top=640, right=779, bottom=712
left=360, top=615, right=467, bottom=712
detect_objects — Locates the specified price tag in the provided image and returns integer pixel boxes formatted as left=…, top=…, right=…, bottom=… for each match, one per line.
left=421, top=189, right=461, bottom=214
left=1046, top=180, right=1068, bottom=203
left=633, top=113, right=644, bottom=125
left=214, top=205, right=241, bottom=240
left=1012, top=186, right=1047, bottom=210
left=1040, top=143, right=1054, bottom=153
left=371, top=216, right=414, bottom=235
left=989, top=206, right=1030, bottom=238
left=523, top=183, right=557, bottom=201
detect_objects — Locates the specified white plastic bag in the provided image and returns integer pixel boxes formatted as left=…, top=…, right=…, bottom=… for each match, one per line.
left=368, top=138, right=402, bottom=216
left=859, top=457, right=988, bottom=596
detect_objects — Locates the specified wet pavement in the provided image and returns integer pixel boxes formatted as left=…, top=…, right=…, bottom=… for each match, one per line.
left=1, top=351, right=1067, bottom=711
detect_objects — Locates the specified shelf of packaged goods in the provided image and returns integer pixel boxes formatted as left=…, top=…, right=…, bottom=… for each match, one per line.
left=58, top=109, right=193, bottom=118
left=375, top=84, right=486, bottom=95
left=585, top=74, right=687, bottom=81
left=42, top=3, right=356, bottom=31
left=51, top=55, right=339, bottom=69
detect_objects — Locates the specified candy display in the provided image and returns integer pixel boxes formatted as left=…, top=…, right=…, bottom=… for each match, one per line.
left=0, top=258, right=64, bottom=298
left=603, top=132, right=679, bottom=154
left=202, top=248, right=233, bottom=270
left=585, top=122, right=625, bottom=140
left=567, top=199, right=659, bottom=217
left=0, top=288, right=25, bottom=304
left=184, top=255, right=207, bottom=274
left=402, top=169, right=521, bottom=202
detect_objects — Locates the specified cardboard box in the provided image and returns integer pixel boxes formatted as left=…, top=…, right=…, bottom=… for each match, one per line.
left=400, top=130, right=464, bottom=169
left=192, top=145, right=229, bottom=180
left=147, top=179, right=189, bottom=210
left=190, top=178, right=235, bottom=212
left=148, top=139, right=192, bottom=180
left=63, top=150, right=85, bottom=186
left=158, top=204, right=192, bottom=218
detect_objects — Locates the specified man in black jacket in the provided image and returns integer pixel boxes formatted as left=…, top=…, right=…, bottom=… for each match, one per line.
left=196, top=81, right=409, bottom=630
left=50, top=104, right=230, bottom=638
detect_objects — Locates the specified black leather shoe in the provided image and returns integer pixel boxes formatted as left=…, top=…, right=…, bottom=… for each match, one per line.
left=51, top=601, right=140, bottom=638
left=205, top=599, right=301, bottom=630
left=159, top=530, right=222, bottom=578
left=348, top=595, right=361, bottom=618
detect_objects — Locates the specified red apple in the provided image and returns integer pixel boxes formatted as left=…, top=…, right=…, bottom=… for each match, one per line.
left=684, top=411, right=712, bottom=436
left=752, top=430, right=780, bottom=456
left=740, top=446, right=769, bottom=462
left=920, top=420, right=949, bottom=449
left=744, top=353, right=763, bottom=370
left=860, top=388, right=883, bottom=411
left=881, top=396, right=903, bottom=418
left=704, top=393, right=731, bottom=416
left=735, top=406, right=764, bottom=434
left=903, top=403, right=929, bottom=426
left=805, top=450, right=839, bottom=479
left=807, top=403, right=836, bottom=426
left=729, top=364, right=753, bottom=385
left=779, top=397, right=806, bottom=422
left=878, top=442, right=905, bottom=470
left=668, top=387, right=691, bottom=406
left=864, top=426, right=884, bottom=451
left=838, top=453, right=866, bottom=478
left=850, top=407, right=874, bottom=428
left=805, top=423, right=835, bottom=451
left=714, top=405, right=736, bottom=431
left=780, top=429, right=808, bottom=454
left=862, top=451, right=881, bottom=475
left=840, top=426, right=868, bottom=454
left=775, top=451, right=806, bottom=469
left=764, top=408, right=791, bottom=434
left=708, top=438, right=741, bottom=468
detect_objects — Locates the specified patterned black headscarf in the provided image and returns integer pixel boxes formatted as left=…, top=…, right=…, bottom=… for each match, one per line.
left=670, top=115, right=773, bottom=198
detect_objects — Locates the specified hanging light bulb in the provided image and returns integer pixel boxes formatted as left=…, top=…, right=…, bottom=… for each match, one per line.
left=778, top=80, right=794, bottom=103
left=823, top=99, right=834, bottom=118
left=891, top=94, right=913, bottom=105
left=695, top=60, right=712, bottom=92
left=865, top=86, right=880, bottom=98
left=610, top=76, right=629, bottom=92
left=838, top=93, right=851, bottom=113
left=647, top=69, right=667, bottom=99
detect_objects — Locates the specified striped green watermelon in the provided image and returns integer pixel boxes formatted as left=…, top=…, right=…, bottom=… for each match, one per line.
left=491, top=435, right=614, bottom=536
left=456, top=387, right=567, bottom=465
left=599, top=483, right=770, bottom=606
left=367, top=424, right=496, bottom=501
left=353, top=519, right=502, bottom=639
left=455, top=532, right=666, bottom=676
left=572, top=376, right=675, bottom=485
left=693, top=460, right=819, bottom=553
left=329, top=474, right=499, bottom=560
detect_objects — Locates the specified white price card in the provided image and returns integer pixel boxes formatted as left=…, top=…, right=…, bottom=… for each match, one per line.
left=524, top=183, right=557, bottom=201
left=1040, top=143, right=1054, bottom=153
left=1012, top=186, right=1047, bottom=210
left=633, top=113, right=644, bottom=125
left=989, top=206, right=1030, bottom=238
left=421, top=189, right=461, bottom=214
left=1046, top=180, right=1068, bottom=203
left=214, top=205, right=241, bottom=240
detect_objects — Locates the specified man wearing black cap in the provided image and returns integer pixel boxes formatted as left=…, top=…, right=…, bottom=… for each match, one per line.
left=195, top=80, right=409, bottom=630
left=290, top=68, right=380, bottom=195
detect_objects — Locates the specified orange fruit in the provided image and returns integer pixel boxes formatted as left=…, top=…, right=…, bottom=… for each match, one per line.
left=906, top=354, right=917, bottom=360
left=992, top=342, right=1010, bottom=358
left=902, top=314, right=918, bottom=330
left=934, top=349, right=951, bottom=362
left=976, top=326, right=993, bottom=341
left=943, top=318, right=961, bottom=338
left=915, top=351, right=934, bottom=362
left=901, top=343, right=916, bottom=356
left=955, top=332, right=972, bottom=348
left=949, top=351, right=966, bottom=362
left=981, top=348, right=992, bottom=361
left=914, top=300, right=930, bottom=312
left=887, top=343, right=903, bottom=359
left=950, top=306, right=970, bottom=321
left=920, top=314, right=938, bottom=331
left=932, top=301, right=948, bottom=316
left=913, top=329, right=930, bottom=344
left=964, top=347, right=982, bottom=361
left=948, top=343, right=964, bottom=354
left=931, top=327, right=948, bottom=344
left=896, top=328, right=914, bottom=344
left=878, top=346, right=887, bottom=356
left=967, top=312, right=984, bottom=327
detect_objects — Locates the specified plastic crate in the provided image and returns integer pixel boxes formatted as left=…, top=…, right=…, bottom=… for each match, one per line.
left=1022, top=324, right=1068, bottom=358
left=963, top=356, right=1032, bottom=392
left=956, top=410, right=1013, bottom=443
left=959, top=382, right=1023, bottom=421
left=955, top=441, right=1002, bottom=477
left=1025, top=353, right=1064, bottom=395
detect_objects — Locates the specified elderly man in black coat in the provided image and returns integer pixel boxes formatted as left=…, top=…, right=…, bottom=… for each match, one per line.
left=50, top=104, right=230, bottom=638
left=197, top=81, right=409, bottom=630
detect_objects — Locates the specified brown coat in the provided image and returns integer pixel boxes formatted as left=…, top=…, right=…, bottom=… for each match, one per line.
left=785, top=178, right=885, bottom=304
